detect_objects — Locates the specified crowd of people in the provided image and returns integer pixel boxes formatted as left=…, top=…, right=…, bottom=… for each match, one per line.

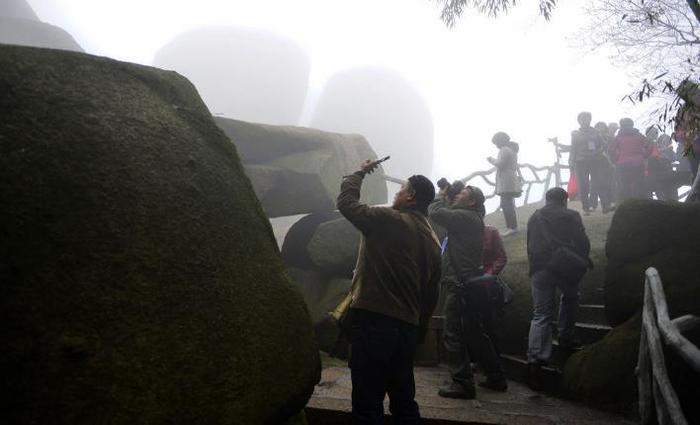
left=567, top=112, right=698, bottom=213
left=332, top=110, right=698, bottom=423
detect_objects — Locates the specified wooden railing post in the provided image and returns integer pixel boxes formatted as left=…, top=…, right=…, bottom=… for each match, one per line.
left=638, top=267, right=700, bottom=425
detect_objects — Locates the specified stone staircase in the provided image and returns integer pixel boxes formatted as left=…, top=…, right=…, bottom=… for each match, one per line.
left=497, top=294, right=612, bottom=392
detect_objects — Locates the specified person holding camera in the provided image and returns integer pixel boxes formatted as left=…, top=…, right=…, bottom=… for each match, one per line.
left=337, top=159, right=442, bottom=424
left=526, top=187, right=592, bottom=391
left=429, top=181, right=507, bottom=399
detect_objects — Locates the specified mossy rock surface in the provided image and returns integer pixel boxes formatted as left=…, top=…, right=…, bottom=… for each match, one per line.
left=561, top=314, right=640, bottom=414
left=0, top=44, right=319, bottom=424
left=604, top=199, right=700, bottom=326
left=214, top=117, right=387, bottom=217
left=562, top=312, right=700, bottom=419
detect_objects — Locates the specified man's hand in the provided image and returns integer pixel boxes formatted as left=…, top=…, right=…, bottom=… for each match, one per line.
left=360, top=159, right=381, bottom=175
left=487, top=156, right=496, bottom=165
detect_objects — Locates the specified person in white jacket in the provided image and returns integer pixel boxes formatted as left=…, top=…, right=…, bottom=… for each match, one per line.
left=487, top=132, right=522, bottom=236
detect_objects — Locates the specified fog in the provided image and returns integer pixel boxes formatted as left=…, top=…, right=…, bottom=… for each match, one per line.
left=27, top=0, right=648, bottom=185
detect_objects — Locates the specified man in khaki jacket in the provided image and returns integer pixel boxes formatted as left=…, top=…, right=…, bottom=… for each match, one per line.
left=337, top=159, right=442, bottom=424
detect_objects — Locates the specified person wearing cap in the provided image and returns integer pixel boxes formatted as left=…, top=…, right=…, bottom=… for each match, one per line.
left=429, top=183, right=507, bottom=399
left=337, top=160, right=442, bottom=424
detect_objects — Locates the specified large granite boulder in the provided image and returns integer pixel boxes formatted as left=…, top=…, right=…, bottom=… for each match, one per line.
left=604, top=200, right=700, bottom=326
left=215, top=117, right=388, bottom=217
left=0, top=0, right=83, bottom=52
left=307, top=217, right=361, bottom=277
left=281, top=213, right=359, bottom=326
left=153, top=27, right=309, bottom=125
left=0, top=44, right=319, bottom=425
left=309, top=67, right=434, bottom=179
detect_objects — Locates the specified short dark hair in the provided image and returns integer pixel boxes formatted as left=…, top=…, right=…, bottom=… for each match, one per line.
left=577, top=112, right=592, bottom=126
left=408, top=174, right=435, bottom=215
left=466, top=185, right=486, bottom=218
left=545, top=187, right=568, bottom=205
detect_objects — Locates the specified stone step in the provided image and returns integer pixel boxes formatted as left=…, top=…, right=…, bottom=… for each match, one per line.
left=578, top=303, right=608, bottom=326
left=499, top=354, right=561, bottom=393
left=556, top=322, right=612, bottom=345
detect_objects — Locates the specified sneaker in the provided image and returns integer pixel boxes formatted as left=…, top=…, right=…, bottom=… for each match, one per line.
left=478, top=379, right=508, bottom=392
left=438, top=382, right=476, bottom=399
left=500, top=228, right=519, bottom=237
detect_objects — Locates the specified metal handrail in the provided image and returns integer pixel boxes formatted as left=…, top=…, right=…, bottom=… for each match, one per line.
left=637, top=267, right=700, bottom=425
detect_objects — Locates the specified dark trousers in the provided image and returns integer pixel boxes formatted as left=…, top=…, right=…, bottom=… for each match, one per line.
left=500, top=194, right=518, bottom=230
left=575, top=158, right=612, bottom=211
left=443, top=283, right=504, bottom=387
left=617, top=162, right=648, bottom=201
left=349, top=309, right=421, bottom=425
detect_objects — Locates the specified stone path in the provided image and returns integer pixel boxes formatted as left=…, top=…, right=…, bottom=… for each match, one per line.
left=307, top=366, right=636, bottom=425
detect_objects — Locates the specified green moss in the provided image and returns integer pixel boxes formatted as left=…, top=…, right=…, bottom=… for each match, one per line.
left=0, top=44, right=319, bottom=424
left=561, top=314, right=640, bottom=414
left=605, top=200, right=700, bottom=326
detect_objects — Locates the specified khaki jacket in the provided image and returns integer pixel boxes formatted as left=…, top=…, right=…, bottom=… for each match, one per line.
left=337, top=172, right=442, bottom=332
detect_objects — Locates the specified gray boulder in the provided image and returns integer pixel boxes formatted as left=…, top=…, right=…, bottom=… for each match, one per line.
left=307, top=217, right=361, bottom=277
left=1, top=0, right=39, bottom=20
left=310, top=67, right=434, bottom=179
left=216, top=117, right=388, bottom=217
left=153, top=27, right=310, bottom=125
left=604, top=200, right=700, bottom=326
left=0, top=18, right=83, bottom=52
left=0, top=44, right=318, bottom=425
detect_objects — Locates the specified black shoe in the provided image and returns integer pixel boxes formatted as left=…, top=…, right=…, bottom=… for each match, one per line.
left=527, top=362, right=544, bottom=392
left=438, top=382, right=476, bottom=399
left=478, top=379, right=508, bottom=392
left=558, top=337, right=583, bottom=351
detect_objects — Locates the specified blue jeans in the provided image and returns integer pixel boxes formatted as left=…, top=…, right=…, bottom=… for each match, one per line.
left=527, top=270, right=579, bottom=364
left=349, top=309, right=421, bottom=425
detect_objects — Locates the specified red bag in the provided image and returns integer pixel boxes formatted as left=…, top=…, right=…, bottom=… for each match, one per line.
left=567, top=173, right=578, bottom=200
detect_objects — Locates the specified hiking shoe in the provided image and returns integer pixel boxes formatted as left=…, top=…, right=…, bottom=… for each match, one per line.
left=478, top=379, right=508, bottom=392
left=438, top=382, right=476, bottom=399
left=500, top=228, right=519, bottom=237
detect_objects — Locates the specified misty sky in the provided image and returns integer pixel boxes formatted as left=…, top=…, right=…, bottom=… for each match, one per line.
left=30, top=0, right=650, bottom=186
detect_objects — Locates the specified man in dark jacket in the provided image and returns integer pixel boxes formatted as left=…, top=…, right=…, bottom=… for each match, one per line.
left=429, top=184, right=507, bottom=399
left=337, top=159, right=442, bottom=424
left=526, top=187, right=591, bottom=390
left=570, top=112, right=614, bottom=214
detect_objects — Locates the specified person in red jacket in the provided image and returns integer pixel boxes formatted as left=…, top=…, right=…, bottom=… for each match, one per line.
left=609, top=118, right=651, bottom=200
left=483, top=225, right=507, bottom=276
left=481, top=225, right=508, bottom=354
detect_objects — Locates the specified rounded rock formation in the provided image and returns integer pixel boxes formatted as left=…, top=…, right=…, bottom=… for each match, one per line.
left=310, top=67, right=434, bottom=179
left=0, top=44, right=319, bottom=424
left=153, top=27, right=310, bottom=126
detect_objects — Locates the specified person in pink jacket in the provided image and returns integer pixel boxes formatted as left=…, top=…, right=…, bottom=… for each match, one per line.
left=609, top=118, right=651, bottom=200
